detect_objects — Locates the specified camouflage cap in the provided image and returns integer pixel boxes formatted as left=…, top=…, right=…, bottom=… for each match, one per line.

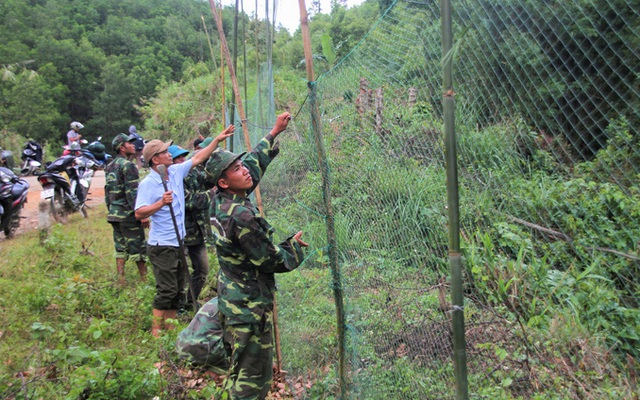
left=204, top=148, right=246, bottom=186
left=112, top=133, right=137, bottom=151
left=142, top=139, right=173, bottom=167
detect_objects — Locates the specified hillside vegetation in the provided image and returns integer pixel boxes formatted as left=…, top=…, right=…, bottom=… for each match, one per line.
left=0, top=0, right=380, bottom=154
left=1, top=0, right=639, bottom=398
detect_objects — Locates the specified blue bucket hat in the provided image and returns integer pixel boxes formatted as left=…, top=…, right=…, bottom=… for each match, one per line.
left=168, top=144, right=189, bottom=159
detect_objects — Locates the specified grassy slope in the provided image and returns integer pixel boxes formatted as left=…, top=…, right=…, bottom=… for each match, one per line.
left=0, top=208, right=331, bottom=399
left=0, top=210, right=193, bottom=398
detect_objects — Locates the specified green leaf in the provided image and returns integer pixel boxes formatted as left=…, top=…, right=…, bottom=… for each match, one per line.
left=321, top=33, right=336, bottom=66
left=501, top=377, right=513, bottom=387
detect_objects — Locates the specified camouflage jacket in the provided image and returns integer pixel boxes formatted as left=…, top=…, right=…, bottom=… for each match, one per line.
left=175, top=297, right=228, bottom=369
left=184, top=165, right=214, bottom=247
left=212, top=136, right=304, bottom=325
left=104, top=155, right=140, bottom=223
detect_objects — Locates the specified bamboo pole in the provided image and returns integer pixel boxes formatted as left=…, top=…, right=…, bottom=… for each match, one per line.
left=298, top=1, right=346, bottom=398
left=258, top=0, right=285, bottom=379
left=255, top=0, right=264, bottom=129
left=229, top=0, right=239, bottom=148
left=241, top=0, right=248, bottom=109
left=208, top=0, right=263, bottom=215
left=201, top=16, right=218, bottom=71
left=201, top=15, right=221, bottom=144
left=216, top=2, right=227, bottom=127
left=240, top=0, right=249, bottom=153
left=441, top=0, right=469, bottom=398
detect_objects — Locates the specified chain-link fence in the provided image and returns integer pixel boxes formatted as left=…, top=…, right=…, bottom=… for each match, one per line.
left=233, top=0, right=638, bottom=398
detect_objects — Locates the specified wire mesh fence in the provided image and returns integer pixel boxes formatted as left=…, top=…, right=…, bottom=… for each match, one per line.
left=232, top=0, right=639, bottom=398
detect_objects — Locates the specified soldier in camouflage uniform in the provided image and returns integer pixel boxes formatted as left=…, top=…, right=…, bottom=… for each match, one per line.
left=168, top=144, right=214, bottom=310
left=204, top=112, right=308, bottom=400
left=104, top=133, right=149, bottom=284
left=175, top=297, right=228, bottom=373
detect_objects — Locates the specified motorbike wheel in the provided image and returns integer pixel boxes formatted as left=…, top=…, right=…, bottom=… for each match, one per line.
left=80, top=204, right=88, bottom=218
left=50, top=188, right=68, bottom=224
left=19, top=163, right=32, bottom=176
left=3, top=205, right=21, bottom=238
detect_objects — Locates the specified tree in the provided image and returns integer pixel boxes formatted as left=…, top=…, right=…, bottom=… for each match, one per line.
left=0, top=63, right=63, bottom=144
left=33, top=37, right=107, bottom=125
left=91, top=61, right=136, bottom=137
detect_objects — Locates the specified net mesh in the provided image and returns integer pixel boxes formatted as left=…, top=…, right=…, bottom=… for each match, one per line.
left=236, top=0, right=638, bottom=398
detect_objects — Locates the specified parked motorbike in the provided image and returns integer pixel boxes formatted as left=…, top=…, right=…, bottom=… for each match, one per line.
left=0, top=148, right=15, bottom=170
left=83, top=136, right=112, bottom=167
left=36, top=154, right=98, bottom=222
left=20, top=140, right=43, bottom=176
left=62, top=139, right=87, bottom=157
left=0, top=166, right=30, bottom=238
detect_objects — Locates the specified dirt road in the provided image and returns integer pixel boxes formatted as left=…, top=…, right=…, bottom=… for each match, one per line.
left=1, top=170, right=106, bottom=240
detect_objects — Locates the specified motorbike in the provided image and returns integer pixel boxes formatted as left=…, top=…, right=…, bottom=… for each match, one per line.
left=83, top=136, right=112, bottom=167
left=0, top=166, right=30, bottom=238
left=0, top=148, right=15, bottom=170
left=20, top=140, right=43, bottom=176
left=36, top=153, right=98, bottom=222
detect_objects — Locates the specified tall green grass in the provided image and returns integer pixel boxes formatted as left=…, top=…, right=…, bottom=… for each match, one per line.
left=0, top=211, right=192, bottom=399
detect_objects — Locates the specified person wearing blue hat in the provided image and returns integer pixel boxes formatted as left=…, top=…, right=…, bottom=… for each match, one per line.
left=168, top=144, right=189, bottom=162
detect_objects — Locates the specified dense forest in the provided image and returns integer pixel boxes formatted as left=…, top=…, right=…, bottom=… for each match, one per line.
left=0, top=0, right=380, bottom=151
left=2, top=0, right=636, bottom=161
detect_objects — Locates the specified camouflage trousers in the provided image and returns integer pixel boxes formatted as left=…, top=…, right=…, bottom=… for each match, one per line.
left=109, top=221, right=147, bottom=262
left=185, top=242, right=209, bottom=305
left=222, top=312, right=273, bottom=400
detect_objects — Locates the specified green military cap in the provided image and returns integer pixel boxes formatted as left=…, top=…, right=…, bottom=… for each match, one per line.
left=204, top=148, right=246, bottom=186
left=112, top=133, right=136, bottom=151
left=198, top=137, right=213, bottom=149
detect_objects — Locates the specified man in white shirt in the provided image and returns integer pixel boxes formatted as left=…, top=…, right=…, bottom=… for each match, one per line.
left=134, top=126, right=234, bottom=336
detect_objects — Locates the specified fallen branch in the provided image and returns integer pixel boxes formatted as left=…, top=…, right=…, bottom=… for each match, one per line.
left=505, top=214, right=640, bottom=261
left=506, top=215, right=573, bottom=242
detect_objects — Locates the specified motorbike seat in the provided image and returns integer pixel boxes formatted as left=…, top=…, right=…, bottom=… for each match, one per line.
left=10, top=179, right=29, bottom=198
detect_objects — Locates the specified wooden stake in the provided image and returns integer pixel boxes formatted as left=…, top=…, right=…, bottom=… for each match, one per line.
left=208, top=0, right=263, bottom=215
left=208, top=0, right=282, bottom=385
left=299, top=0, right=315, bottom=81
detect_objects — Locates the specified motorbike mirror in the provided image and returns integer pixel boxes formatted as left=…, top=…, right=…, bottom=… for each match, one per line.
left=0, top=169, right=12, bottom=183
left=97, top=136, right=102, bottom=141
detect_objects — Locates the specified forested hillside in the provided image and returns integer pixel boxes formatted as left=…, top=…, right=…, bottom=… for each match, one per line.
left=0, top=0, right=380, bottom=152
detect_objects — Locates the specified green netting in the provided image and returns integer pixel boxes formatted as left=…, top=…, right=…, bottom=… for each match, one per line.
left=227, top=61, right=276, bottom=151
left=236, top=0, right=638, bottom=398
